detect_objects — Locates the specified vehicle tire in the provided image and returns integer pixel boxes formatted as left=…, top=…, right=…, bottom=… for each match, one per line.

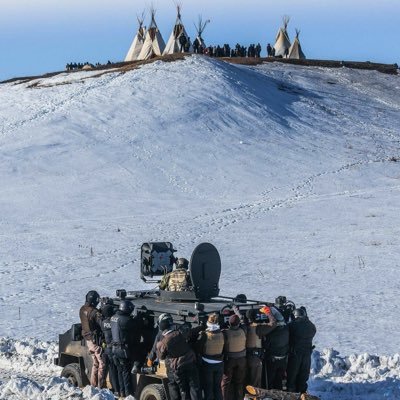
left=139, top=383, right=167, bottom=400
left=61, top=363, right=84, bottom=387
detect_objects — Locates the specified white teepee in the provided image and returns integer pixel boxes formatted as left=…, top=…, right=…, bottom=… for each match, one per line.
left=288, top=29, right=306, bottom=59
left=137, top=9, right=166, bottom=60
left=193, top=16, right=210, bottom=50
left=125, top=14, right=146, bottom=62
left=163, top=5, right=190, bottom=55
left=273, top=16, right=291, bottom=57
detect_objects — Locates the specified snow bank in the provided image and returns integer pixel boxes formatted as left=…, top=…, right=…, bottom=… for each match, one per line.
left=0, top=338, right=60, bottom=377
left=0, top=376, right=117, bottom=400
left=1, top=338, right=400, bottom=399
left=0, top=339, right=117, bottom=399
left=310, top=349, right=400, bottom=399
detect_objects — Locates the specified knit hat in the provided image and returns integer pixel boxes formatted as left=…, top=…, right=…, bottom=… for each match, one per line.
left=229, top=314, right=240, bottom=327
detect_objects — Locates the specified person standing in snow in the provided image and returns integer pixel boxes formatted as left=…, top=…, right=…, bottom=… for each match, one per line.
left=262, top=307, right=289, bottom=390
left=79, top=290, right=106, bottom=388
left=286, top=308, right=316, bottom=394
left=179, top=34, right=188, bottom=53
left=100, top=302, right=119, bottom=395
left=184, top=37, right=191, bottom=53
left=193, top=38, right=200, bottom=53
left=196, top=313, right=225, bottom=400
left=221, top=314, right=247, bottom=400
left=157, top=313, right=201, bottom=400
left=267, top=43, right=272, bottom=57
left=245, top=307, right=277, bottom=388
left=111, top=300, right=144, bottom=398
left=256, top=43, right=262, bottom=58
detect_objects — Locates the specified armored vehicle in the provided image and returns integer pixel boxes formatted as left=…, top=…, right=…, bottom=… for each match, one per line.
left=54, top=242, right=296, bottom=400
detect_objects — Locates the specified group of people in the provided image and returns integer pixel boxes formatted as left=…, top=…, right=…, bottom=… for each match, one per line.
left=80, top=284, right=316, bottom=400
left=65, top=60, right=114, bottom=71
left=65, top=42, right=284, bottom=73
left=193, top=43, right=263, bottom=59
left=79, top=290, right=154, bottom=397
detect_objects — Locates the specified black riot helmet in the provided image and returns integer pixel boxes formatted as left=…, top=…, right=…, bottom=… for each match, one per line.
left=158, top=313, right=173, bottom=331
left=101, top=304, right=115, bottom=318
left=275, top=296, right=287, bottom=308
left=86, top=290, right=100, bottom=307
left=293, top=308, right=307, bottom=319
left=119, top=300, right=135, bottom=315
left=176, top=258, right=189, bottom=270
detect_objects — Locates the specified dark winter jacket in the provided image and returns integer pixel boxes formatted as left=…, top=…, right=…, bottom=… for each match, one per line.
left=179, top=35, right=187, bottom=46
left=157, top=329, right=197, bottom=372
left=111, top=311, right=144, bottom=360
left=149, top=330, right=163, bottom=362
left=289, top=317, right=316, bottom=354
left=79, top=303, right=102, bottom=342
left=100, top=317, right=113, bottom=348
left=263, top=324, right=289, bottom=359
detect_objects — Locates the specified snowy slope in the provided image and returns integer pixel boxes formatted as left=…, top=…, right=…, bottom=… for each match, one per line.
left=0, top=56, right=400, bottom=399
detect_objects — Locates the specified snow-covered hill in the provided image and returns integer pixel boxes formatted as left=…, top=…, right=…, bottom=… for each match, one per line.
left=0, top=56, right=399, bottom=399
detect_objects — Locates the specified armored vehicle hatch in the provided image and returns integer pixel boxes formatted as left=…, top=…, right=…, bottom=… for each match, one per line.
left=140, top=242, right=221, bottom=302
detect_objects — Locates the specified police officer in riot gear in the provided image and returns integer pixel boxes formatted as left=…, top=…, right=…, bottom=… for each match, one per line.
left=286, top=308, right=316, bottom=394
left=100, top=303, right=119, bottom=395
left=79, top=290, right=106, bottom=388
left=159, top=257, right=191, bottom=291
left=111, top=300, right=144, bottom=398
left=274, top=296, right=295, bottom=323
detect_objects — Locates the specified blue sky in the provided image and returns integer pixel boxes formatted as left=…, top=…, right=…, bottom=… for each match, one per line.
left=0, top=0, right=399, bottom=80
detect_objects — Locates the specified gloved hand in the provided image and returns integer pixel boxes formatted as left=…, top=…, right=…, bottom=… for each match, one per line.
left=232, top=305, right=243, bottom=321
left=259, top=306, right=271, bottom=315
left=146, top=358, right=153, bottom=367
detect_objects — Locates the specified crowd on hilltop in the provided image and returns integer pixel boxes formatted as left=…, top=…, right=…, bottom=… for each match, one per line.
left=197, top=43, right=263, bottom=58
left=66, top=41, right=292, bottom=72
left=200, top=43, right=290, bottom=58
left=65, top=60, right=114, bottom=71
left=65, top=42, right=288, bottom=72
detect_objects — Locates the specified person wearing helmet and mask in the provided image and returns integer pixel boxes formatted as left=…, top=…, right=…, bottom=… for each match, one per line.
left=221, top=314, right=247, bottom=400
left=100, top=302, right=119, bottom=395
left=286, top=307, right=316, bottom=394
left=79, top=290, right=106, bottom=388
left=111, top=300, right=144, bottom=398
left=157, top=313, right=201, bottom=400
left=159, top=257, right=192, bottom=291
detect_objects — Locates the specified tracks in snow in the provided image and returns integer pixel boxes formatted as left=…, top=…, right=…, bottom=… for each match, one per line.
left=152, top=158, right=384, bottom=245
left=0, top=73, right=121, bottom=138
